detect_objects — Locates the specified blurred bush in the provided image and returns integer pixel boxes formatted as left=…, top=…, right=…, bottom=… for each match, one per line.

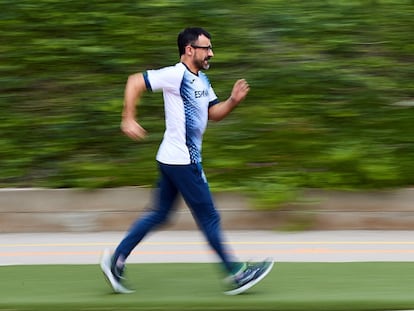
left=1, top=0, right=413, bottom=207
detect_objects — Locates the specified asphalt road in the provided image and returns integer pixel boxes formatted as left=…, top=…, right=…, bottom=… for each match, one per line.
left=1, top=230, right=414, bottom=265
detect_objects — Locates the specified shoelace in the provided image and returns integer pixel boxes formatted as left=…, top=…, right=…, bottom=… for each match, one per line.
left=235, top=265, right=260, bottom=283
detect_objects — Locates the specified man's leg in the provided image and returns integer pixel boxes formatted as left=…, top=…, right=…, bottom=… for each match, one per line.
left=169, top=163, right=274, bottom=296
left=101, top=163, right=179, bottom=293
left=112, top=164, right=178, bottom=264
left=161, top=162, right=240, bottom=274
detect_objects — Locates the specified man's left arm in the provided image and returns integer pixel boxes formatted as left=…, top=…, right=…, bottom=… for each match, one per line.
left=208, top=79, right=250, bottom=121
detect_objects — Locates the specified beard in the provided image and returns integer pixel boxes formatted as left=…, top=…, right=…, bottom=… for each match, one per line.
left=194, top=57, right=211, bottom=71
left=202, top=57, right=210, bottom=70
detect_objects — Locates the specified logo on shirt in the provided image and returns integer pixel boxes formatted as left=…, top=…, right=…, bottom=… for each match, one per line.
left=194, top=89, right=209, bottom=98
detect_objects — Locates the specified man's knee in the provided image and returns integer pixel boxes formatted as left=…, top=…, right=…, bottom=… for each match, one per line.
left=196, top=205, right=221, bottom=228
left=144, top=210, right=171, bottom=227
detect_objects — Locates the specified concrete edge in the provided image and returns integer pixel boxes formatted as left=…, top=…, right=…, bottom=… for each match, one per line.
left=1, top=187, right=414, bottom=232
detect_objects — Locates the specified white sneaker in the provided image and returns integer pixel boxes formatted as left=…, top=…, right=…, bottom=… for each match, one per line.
left=100, top=249, right=134, bottom=294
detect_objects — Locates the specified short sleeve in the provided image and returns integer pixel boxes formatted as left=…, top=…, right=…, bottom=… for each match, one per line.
left=145, top=64, right=184, bottom=92
left=208, top=84, right=219, bottom=107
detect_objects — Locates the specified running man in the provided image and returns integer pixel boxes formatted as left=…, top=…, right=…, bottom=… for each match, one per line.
left=101, top=27, right=273, bottom=295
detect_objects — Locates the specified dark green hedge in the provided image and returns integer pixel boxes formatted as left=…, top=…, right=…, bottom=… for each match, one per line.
left=1, top=0, right=413, bottom=207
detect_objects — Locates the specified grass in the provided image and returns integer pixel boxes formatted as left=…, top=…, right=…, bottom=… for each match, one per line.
left=1, top=262, right=414, bottom=310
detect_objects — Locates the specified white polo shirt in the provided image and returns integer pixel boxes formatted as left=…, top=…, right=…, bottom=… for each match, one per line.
left=143, top=62, right=219, bottom=165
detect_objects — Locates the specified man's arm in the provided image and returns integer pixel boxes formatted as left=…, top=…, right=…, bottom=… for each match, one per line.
left=121, top=73, right=148, bottom=140
left=208, top=79, right=250, bottom=121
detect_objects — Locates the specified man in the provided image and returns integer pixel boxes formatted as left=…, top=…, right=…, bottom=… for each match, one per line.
left=101, top=27, right=273, bottom=295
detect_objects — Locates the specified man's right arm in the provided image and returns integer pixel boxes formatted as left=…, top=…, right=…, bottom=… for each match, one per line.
left=121, top=73, right=148, bottom=141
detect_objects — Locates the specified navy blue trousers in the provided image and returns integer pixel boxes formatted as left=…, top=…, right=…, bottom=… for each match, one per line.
left=113, top=162, right=238, bottom=274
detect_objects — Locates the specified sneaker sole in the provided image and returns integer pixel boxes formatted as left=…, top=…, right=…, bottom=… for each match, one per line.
left=100, top=249, right=134, bottom=294
left=224, top=259, right=274, bottom=296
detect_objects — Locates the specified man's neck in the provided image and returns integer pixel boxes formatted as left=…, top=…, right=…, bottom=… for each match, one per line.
left=181, top=58, right=199, bottom=75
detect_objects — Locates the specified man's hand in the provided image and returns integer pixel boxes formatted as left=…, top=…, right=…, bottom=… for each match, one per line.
left=230, top=79, right=250, bottom=105
left=121, top=118, right=147, bottom=141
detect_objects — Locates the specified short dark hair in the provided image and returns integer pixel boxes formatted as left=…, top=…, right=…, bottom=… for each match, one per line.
left=177, top=27, right=211, bottom=56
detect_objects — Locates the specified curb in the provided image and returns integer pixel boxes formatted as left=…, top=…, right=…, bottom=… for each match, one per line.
left=1, top=187, right=414, bottom=232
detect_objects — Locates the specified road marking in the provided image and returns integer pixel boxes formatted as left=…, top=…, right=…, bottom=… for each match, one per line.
left=2, top=248, right=414, bottom=258
left=2, top=241, right=414, bottom=247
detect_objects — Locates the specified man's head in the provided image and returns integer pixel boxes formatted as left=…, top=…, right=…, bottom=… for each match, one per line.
left=178, top=27, right=214, bottom=71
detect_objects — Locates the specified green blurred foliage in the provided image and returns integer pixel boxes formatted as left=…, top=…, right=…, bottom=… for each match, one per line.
left=1, top=0, right=413, bottom=207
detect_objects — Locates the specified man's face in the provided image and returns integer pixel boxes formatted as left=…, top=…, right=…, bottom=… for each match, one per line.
left=190, top=35, right=214, bottom=70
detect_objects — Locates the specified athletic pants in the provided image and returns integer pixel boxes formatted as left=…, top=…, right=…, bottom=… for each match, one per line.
left=113, top=162, right=238, bottom=274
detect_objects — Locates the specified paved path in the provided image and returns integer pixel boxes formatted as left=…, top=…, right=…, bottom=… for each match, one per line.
left=1, top=230, right=414, bottom=265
